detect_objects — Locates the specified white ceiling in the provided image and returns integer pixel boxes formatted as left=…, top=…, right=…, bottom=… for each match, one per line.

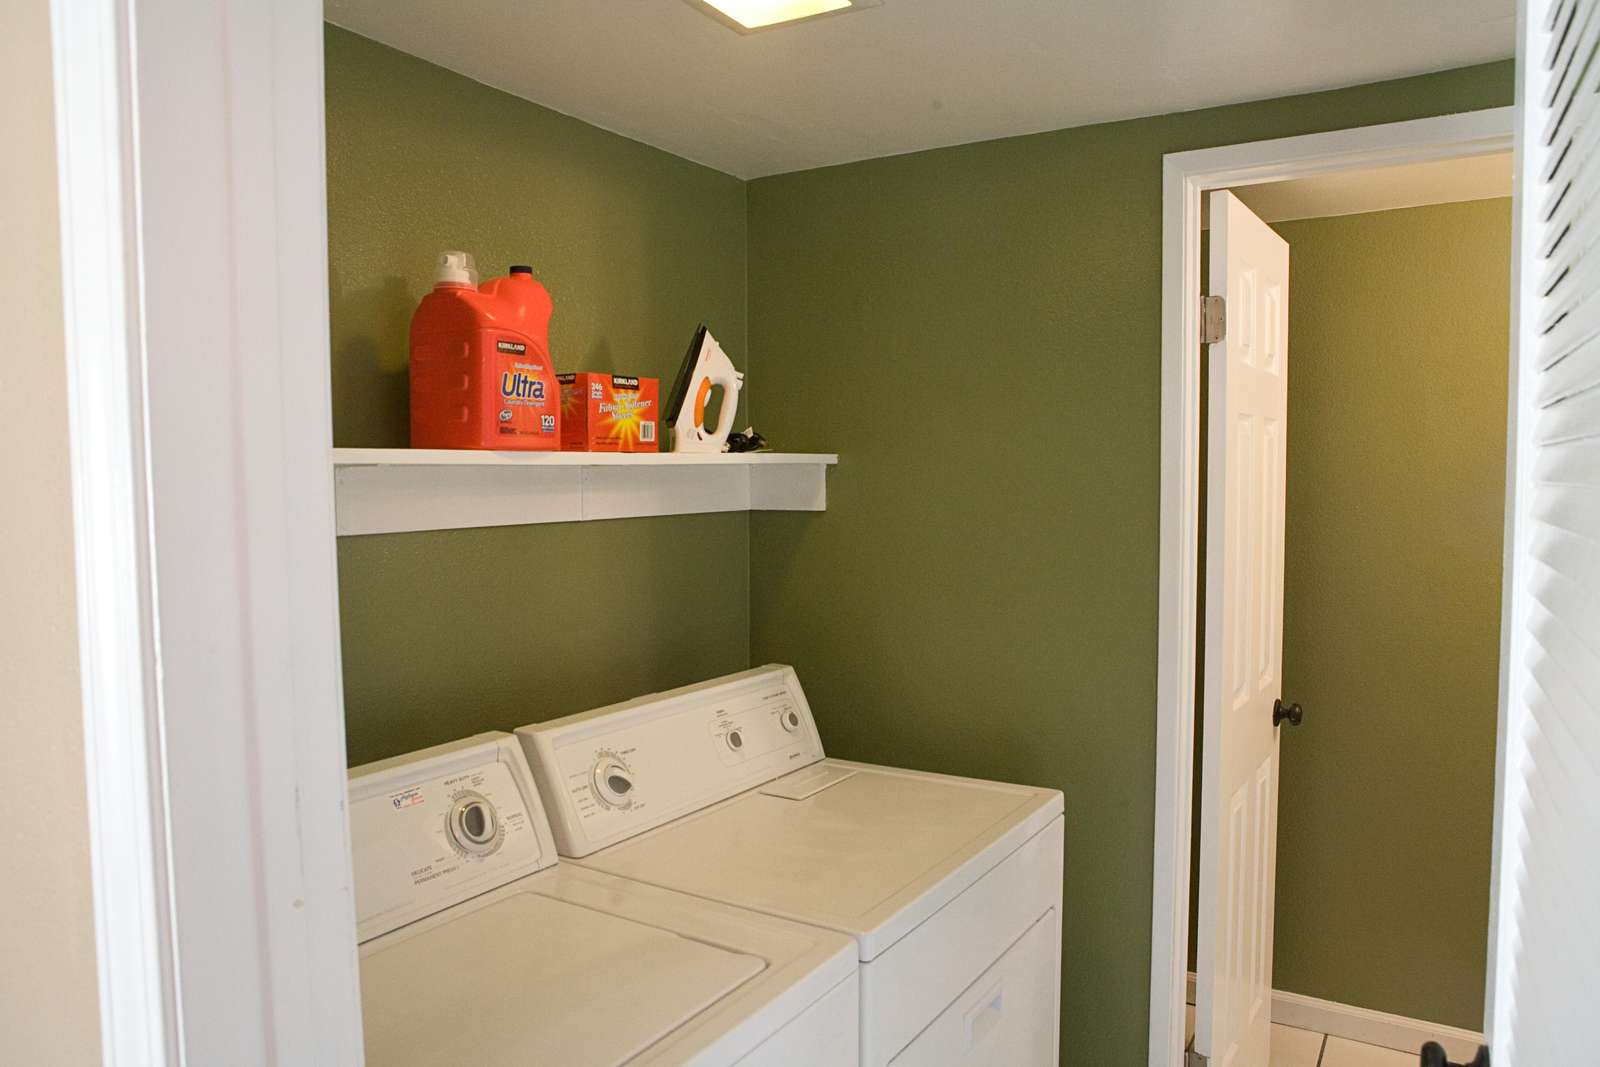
left=325, top=0, right=1515, bottom=179
left=1231, top=151, right=1513, bottom=223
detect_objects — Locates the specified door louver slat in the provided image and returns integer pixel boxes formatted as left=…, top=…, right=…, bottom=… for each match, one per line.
left=1533, top=384, right=1600, bottom=445
left=1544, top=0, right=1575, bottom=65
left=1537, top=301, right=1600, bottom=368
left=1538, top=141, right=1600, bottom=247
left=1542, top=2, right=1597, bottom=109
left=1548, top=0, right=1572, bottom=34
left=1534, top=333, right=1600, bottom=404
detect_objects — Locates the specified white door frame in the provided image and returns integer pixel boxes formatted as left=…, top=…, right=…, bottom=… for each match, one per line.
left=50, top=0, right=364, bottom=1062
left=1149, top=106, right=1515, bottom=1067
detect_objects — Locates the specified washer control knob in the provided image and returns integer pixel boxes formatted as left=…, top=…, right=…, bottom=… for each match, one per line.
left=779, top=709, right=802, bottom=734
left=447, top=793, right=500, bottom=857
left=592, top=761, right=635, bottom=809
left=726, top=729, right=744, bottom=752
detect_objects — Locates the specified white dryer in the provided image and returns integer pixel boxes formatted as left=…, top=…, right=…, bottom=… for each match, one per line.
left=349, top=732, right=860, bottom=1066
left=516, top=666, right=1064, bottom=1067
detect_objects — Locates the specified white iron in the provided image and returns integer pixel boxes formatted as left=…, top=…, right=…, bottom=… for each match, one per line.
left=665, top=325, right=744, bottom=452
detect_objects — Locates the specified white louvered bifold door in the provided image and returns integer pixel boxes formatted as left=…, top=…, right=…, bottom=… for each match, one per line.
left=1488, top=0, right=1600, bottom=1062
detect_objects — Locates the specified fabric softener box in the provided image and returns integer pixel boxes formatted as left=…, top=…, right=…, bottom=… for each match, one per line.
left=558, top=373, right=659, bottom=452
left=409, top=255, right=560, bottom=450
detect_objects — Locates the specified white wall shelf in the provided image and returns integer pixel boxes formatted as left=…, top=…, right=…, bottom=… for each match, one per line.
left=331, top=448, right=838, bottom=535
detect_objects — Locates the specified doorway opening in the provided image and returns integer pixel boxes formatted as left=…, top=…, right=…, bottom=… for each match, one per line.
left=1149, top=109, right=1516, bottom=1067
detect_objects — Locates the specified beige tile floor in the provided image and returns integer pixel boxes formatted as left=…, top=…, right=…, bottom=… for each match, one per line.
left=1184, top=1004, right=1425, bottom=1066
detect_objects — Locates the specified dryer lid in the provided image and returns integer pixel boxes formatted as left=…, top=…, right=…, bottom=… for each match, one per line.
left=359, top=889, right=764, bottom=1067
left=575, top=760, right=1062, bottom=959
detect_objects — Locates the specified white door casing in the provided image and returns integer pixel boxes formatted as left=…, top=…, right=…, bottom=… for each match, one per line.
left=1151, top=109, right=1513, bottom=1067
left=50, top=0, right=365, bottom=1061
left=1194, top=190, right=1289, bottom=1067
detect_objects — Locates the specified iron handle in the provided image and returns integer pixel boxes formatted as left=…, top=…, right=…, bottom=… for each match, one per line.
left=1272, top=699, right=1303, bottom=728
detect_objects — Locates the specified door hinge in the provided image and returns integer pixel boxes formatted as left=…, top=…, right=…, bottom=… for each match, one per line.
left=1185, top=1050, right=1208, bottom=1067
left=1200, top=295, right=1226, bottom=344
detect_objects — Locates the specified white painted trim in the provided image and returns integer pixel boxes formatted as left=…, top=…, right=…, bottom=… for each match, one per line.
left=332, top=447, right=839, bottom=466
left=1484, top=2, right=1542, bottom=1053
left=1183, top=974, right=1486, bottom=1063
left=332, top=449, right=838, bottom=534
left=1151, top=107, right=1515, bottom=1067
left=49, top=0, right=177, bottom=1060
left=1272, top=990, right=1485, bottom=1063
left=52, top=0, right=366, bottom=1060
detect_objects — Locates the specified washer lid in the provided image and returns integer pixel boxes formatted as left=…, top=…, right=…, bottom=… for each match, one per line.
left=574, top=760, right=1063, bottom=960
left=360, top=889, right=764, bottom=1067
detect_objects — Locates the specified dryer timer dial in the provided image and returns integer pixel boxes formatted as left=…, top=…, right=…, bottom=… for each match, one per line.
left=592, top=759, right=636, bottom=810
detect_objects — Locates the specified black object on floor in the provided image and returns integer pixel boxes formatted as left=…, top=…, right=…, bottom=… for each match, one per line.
left=1419, top=1041, right=1489, bottom=1067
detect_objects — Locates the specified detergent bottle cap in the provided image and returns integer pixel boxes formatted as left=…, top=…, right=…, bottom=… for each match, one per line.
left=509, top=264, right=534, bottom=276
left=434, top=251, right=478, bottom=287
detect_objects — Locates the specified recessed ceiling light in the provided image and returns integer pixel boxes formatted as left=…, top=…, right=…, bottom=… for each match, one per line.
left=687, top=0, right=879, bottom=33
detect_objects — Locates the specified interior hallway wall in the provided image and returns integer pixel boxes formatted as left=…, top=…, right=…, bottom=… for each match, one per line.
left=744, top=65, right=1513, bottom=1062
left=325, top=27, right=753, bottom=764
left=0, top=1, right=104, bottom=1061
left=1269, top=200, right=1509, bottom=1029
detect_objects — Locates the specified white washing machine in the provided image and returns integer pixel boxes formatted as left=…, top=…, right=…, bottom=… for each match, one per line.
left=349, top=732, right=860, bottom=1066
left=516, top=665, right=1065, bottom=1067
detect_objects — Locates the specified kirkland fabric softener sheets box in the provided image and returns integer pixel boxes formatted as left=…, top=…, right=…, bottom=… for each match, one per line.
left=558, top=373, right=659, bottom=451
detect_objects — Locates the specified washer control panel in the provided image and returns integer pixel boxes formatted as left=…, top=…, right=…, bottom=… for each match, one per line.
left=517, top=665, right=825, bottom=857
left=349, top=733, right=558, bottom=943
left=445, top=790, right=502, bottom=857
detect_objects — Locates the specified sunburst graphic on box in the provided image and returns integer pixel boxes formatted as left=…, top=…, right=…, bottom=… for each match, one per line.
left=600, top=390, right=654, bottom=447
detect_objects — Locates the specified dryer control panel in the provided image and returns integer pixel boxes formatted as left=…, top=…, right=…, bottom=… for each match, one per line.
left=348, top=733, right=559, bottom=943
left=517, top=665, right=825, bottom=857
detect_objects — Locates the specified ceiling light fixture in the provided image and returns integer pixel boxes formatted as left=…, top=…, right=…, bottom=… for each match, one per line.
left=687, top=0, right=879, bottom=33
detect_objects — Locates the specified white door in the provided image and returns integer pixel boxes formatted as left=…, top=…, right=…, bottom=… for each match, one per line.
left=1195, top=190, right=1290, bottom=1067
left=1486, top=0, right=1600, bottom=1059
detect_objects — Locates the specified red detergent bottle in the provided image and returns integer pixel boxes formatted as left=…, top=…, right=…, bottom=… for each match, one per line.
left=409, top=253, right=561, bottom=450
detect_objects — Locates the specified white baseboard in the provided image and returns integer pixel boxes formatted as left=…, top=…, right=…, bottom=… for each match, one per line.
left=1185, top=973, right=1485, bottom=1062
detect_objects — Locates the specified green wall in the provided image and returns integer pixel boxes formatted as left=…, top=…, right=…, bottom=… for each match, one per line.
left=1270, top=201, right=1508, bottom=1029
left=325, top=26, right=752, bottom=764
left=745, top=65, right=1512, bottom=1063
